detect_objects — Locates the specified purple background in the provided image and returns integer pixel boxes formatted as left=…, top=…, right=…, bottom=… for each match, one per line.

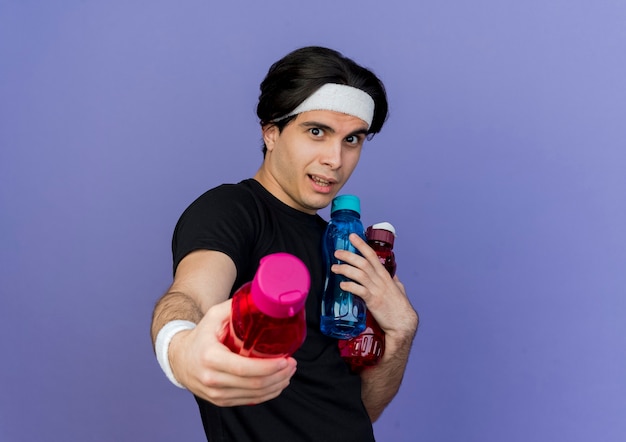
left=1, top=1, right=625, bottom=441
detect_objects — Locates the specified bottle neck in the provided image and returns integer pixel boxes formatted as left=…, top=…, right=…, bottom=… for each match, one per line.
left=331, top=209, right=361, bottom=219
left=369, top=239, right=393, bottom=249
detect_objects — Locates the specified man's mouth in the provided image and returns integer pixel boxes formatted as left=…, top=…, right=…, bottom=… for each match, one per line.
left=310, top=175, right=332, bottom=187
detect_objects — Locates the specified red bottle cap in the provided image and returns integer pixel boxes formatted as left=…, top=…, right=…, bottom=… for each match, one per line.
left=366, top=222, right=396, bottom=247
left=251, top=253, right=310, bottom=318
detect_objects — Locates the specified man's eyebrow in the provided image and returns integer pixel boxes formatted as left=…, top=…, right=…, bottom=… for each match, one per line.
left=348, top=128, right=369, bottom=138
left=300, top=121, right=336, bottom=133
left=299, top=121, right=369, bottom=137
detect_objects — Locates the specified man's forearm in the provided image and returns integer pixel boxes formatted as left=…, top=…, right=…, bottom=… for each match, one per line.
left=151, top=291, right=203, bottom=349
left=360, top=321, right=418, bottom=422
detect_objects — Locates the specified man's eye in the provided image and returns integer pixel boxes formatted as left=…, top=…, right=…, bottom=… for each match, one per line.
left=309, top=127, right=324, bottom=137
left=346, top=135, right=360, bottom=145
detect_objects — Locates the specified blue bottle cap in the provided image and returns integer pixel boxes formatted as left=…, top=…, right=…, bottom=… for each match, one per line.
left=331, top=195, right=361, bottom=215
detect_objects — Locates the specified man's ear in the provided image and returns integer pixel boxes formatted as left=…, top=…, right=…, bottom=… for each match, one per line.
left=262, top=124, right=279, bottom=152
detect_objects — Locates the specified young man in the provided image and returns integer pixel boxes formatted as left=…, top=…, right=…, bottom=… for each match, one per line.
left=151, top=46, right=419, bottom=441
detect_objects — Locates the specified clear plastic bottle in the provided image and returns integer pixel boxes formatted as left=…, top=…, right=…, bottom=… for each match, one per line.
left=320, top=195, right=367, bottom=339
left=339, top=222, right=396, bottom=371
left=223, top=252, right=310, bottom=358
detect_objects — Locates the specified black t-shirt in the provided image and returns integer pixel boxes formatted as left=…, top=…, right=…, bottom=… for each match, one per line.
left=172, top=179, right=375, bottom=442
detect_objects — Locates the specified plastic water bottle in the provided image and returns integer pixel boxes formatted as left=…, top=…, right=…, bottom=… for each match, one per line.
left=339, top=222, right=396, bottom=371
left=320, top=195, right=367, bottom=339
left=223, top=252, right=310, bottom=358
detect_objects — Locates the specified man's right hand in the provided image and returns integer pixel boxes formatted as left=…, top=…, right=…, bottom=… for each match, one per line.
left=168, top=298, right=298, bottom=407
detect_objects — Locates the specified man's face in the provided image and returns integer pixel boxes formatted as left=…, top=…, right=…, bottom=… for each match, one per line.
left=258, top=110, right=369, bottom=214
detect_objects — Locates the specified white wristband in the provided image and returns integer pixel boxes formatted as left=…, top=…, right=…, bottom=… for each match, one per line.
left=155, top=320, right=196, bottom=389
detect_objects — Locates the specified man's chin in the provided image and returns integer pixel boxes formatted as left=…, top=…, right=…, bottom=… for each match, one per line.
left=304, top=195, right=335, bottom=212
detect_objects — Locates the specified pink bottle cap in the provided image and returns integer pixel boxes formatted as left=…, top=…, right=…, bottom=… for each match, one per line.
left=250, top=253, right=310, bottom=318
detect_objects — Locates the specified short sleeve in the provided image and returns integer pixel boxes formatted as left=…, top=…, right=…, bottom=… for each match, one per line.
left=171, top=184, right=259, bottom=276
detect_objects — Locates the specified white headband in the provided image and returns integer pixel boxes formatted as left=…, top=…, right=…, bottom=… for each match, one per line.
left=274, top=83, right=375, bottom=129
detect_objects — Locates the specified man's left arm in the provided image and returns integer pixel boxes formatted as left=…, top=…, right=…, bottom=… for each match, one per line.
left=359, top=311, right=417, bottom=421
left=332, top=234, right=419, bottom=421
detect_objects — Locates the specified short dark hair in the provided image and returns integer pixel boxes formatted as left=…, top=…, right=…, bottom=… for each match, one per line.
left=257, top=46, right=389, bottom=154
